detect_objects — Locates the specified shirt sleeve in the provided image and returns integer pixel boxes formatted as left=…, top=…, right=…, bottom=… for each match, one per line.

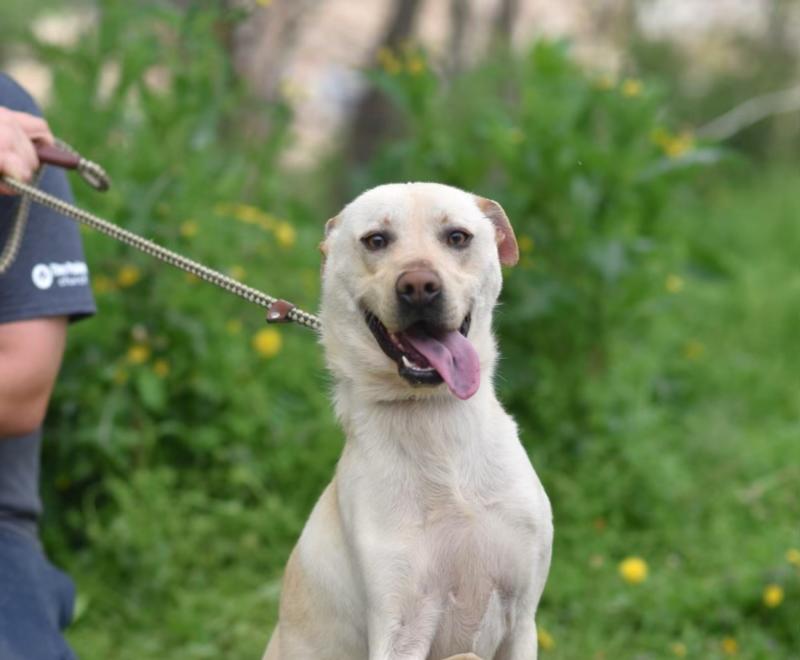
left=0, top=74, right=96, bottom=325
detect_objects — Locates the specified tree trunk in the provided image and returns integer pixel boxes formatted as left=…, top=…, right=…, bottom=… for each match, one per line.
left=345, top=0, right=425, bottom=168
left=492, top=0, right=519, bottom=50
left=448, top=0, right=471, bottom=76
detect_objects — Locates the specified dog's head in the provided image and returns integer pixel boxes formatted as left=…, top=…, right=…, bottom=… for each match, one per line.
left=320, top=183, right=517, bottom=402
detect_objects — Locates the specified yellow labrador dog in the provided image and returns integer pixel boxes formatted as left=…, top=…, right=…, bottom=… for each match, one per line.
left=263, top=183, right=552, bottom=660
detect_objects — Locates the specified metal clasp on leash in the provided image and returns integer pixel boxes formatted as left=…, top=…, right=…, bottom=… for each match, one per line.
left=266, top=299, right=296, bottom=324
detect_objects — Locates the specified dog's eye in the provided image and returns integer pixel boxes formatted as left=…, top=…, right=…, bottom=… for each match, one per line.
left=446, top=229, right=472, bottom=248
left=361, top=232, right=390, bottom=251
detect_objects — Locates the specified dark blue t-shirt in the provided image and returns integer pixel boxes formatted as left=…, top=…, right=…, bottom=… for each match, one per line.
left=0, top=74, right=96, bottom=540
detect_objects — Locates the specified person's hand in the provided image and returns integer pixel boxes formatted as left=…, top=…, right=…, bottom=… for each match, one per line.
left=0, top=106, right=54, bottom=195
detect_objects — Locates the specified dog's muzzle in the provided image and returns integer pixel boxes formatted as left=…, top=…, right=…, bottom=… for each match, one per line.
left=364, top=310, right=479, bottom=400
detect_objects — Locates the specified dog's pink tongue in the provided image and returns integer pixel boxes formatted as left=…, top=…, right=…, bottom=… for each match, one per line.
left=404, top=327, right=480, bottom=400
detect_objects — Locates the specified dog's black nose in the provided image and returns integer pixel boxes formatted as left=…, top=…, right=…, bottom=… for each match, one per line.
left=396, top=269, right=442, bottom=307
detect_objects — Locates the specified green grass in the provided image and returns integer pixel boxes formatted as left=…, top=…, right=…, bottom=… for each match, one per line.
left=52, top=169, right=800, bottom=659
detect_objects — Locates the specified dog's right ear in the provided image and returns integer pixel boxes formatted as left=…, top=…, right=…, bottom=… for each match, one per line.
left=319, top=216, right=339, bottom=265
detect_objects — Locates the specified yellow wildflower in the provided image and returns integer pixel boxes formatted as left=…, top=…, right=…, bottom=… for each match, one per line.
left=217, top=202, right=282, bottom=234
left=670, top=641, right=687, bottom=657
left=621, top=78, right=643, bottom=97
left=721, top=637, right=738, bottom=655
left=618, top=556, right=648, bottom=584
left=256, top=0, right=273, bottom=6
left=787, top=548, right=800, bottom=566
left=665, top=273, right=684, bottom=294
left=180, top=220, right=198, bottom=238
left=518, top=235, right=534, bottom=254
left=226, top=319, right=243, bottom=335
left=406, top=53, right=425, bottom=75
left=275, top=222, right=296, bottom=248
left=377, top=47, right=402, bottom=75
left=763, top=584, right=784, bottom=608
left=153, top=359, right=170, bottom=378
left=116, top=264, right=141, bottom=288
left=663, top=132, right=694, bottom=159
left=252, top=327, right=282, bottom=358
left=92, top=275, right=115, bottom=294
left=228, top=265, right=246, bottom=280
left=683, top=339, right=705, bottom=361
left=126, top=344, right=151, bottom=365
left=232, top=204, right=263, bottom=225
left=652, top=127, right=694, bottom=158
left=537, top=627, right=555, bottom=651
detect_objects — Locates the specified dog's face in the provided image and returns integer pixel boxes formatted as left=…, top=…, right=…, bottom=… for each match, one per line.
left=320, top=183, right=517, bottom=403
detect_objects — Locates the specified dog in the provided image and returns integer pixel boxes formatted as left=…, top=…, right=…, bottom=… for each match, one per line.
left=263, top=183, right=552, bottom=660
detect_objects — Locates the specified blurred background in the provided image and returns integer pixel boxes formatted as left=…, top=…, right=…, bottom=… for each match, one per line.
left=1, top=1, right=799, bottom=658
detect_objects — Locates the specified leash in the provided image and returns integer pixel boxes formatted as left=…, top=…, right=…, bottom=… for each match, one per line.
left=0, top=142, right=321, bottom=331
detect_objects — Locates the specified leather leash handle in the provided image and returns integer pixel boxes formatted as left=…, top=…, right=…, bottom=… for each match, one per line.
left=34, top=141, right=111, bottom=192
left=36, top=143, right=81, bottom=170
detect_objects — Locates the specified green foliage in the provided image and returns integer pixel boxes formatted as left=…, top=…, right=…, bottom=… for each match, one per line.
left=0, top=4, right=795, bottom=659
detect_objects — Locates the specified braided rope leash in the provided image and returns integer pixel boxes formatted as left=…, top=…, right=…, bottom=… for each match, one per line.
left=0, top=142, right=321, bottom=332
left=0, top=169, right=41, bottom=274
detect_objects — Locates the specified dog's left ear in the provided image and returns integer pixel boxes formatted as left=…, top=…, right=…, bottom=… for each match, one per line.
left=319, top=216, right=339, bottom=263
left=475, top=196, right=518, bottom=266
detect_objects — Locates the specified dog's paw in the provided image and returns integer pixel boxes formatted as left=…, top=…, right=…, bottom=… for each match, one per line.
left=441, top=654, right=482, bottom=660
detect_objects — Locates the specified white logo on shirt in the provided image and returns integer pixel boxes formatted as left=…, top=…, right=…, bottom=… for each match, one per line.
left=31, top=262, right=88, bottom=290
left=32, top=264, right=54, bottom=289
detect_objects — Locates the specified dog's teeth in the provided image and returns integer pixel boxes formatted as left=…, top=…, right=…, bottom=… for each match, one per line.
left=401, top=355, right=434, bottom=372
left=402, top=356, right=422, bottom=369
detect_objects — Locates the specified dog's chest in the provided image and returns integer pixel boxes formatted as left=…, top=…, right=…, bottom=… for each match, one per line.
left=412, top=483, right=540, bottom=654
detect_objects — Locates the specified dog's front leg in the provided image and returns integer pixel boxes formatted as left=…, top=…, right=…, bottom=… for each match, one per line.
left=494, top=616, right=539, bottom=660
left=367, top=594, right=443, bottom=660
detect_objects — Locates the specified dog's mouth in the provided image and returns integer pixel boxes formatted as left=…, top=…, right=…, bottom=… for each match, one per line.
left=364, top=311, right=480, bottom=400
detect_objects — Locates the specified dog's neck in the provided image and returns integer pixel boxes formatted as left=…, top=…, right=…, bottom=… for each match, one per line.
left=333, top=378, right=506, bottom=458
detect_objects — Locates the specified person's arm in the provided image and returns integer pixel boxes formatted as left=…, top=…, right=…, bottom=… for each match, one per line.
left=0, top=100, right=68, bottom=437
left=0, top=317, right=67, bottom=437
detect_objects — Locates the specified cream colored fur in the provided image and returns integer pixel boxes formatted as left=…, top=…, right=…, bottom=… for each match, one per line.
left=263, top=183, right=552, bottom=660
